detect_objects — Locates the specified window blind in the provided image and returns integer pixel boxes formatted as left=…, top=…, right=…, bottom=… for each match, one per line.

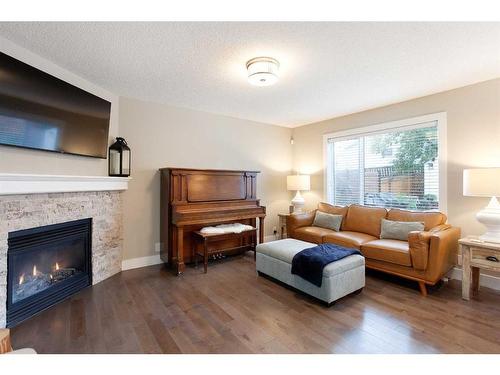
left=326, top=121, right=439, bottom=211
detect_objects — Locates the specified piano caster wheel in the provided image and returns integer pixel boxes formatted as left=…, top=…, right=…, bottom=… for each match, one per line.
left=175, top=263, right=185, bottom=276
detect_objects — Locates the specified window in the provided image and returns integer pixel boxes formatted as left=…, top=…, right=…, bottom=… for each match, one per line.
left=324, top=113, right=446, bottom=212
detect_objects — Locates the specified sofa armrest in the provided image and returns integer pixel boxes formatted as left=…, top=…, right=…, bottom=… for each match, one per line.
left=429, top=224, right=452, bottom=233
left=408, top=231, right=432, bottom=271
left=426, top=226, right=461, bottom=282
left=286, top=210, right=316, bottom=238
left=408, top=224, right=454, bottom=271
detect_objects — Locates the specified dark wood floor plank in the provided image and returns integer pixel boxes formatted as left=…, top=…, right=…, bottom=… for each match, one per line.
left=10, top=252, right=500, bottom=354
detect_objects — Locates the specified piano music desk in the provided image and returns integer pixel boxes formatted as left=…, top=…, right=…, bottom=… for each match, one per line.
left=192, top=228, right=257, bottom=273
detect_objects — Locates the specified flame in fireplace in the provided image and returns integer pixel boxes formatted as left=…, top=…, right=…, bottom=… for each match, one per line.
left=33, top=265, right=37, bottom=277
left=19, top=274, right=24, bottom=285
left=55, top=262, right=60, bottom=271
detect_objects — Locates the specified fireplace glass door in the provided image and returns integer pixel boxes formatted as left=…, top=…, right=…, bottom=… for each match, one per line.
left=7, top=218, right=92, bottom=327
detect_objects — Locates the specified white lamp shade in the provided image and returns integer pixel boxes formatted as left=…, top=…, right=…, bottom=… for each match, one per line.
left=287, top=175, right=310, bottom=191
left=463, top=168, right=500, bottom=197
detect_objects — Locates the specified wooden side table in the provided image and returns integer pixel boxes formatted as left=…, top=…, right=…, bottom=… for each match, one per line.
left=278, top=213, right=290, bottom=239
left=459, top=236, right=500, bottom=300
left=0, top=329, right=12, bottom=354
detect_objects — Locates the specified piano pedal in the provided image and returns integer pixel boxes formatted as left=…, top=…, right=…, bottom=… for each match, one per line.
left=208, top=253, right=228, bottom=262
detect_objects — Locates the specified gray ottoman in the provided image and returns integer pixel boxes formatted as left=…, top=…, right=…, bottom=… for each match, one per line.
left=256, top=238, right=365, bottom=305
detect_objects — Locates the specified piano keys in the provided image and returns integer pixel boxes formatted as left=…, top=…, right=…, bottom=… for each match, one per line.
left=159, top=168, right=266, bottom=274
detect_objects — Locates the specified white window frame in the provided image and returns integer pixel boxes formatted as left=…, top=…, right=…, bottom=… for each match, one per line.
left=322, top=112, right=447, bottom=213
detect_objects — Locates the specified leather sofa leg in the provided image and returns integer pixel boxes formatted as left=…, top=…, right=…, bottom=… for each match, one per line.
left=418, top=281, right=428, bottom=296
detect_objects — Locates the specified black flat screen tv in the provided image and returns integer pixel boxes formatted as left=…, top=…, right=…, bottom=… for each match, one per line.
left=0, top=51, right=111, bottom=158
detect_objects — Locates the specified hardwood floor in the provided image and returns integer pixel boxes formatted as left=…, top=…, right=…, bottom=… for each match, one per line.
left=11, top=252, right=500, bottom=353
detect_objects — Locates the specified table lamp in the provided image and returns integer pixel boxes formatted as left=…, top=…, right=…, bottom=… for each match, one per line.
left=287, top=174, right=310, bottom=213
left=463, top=168, right=500, bottom=243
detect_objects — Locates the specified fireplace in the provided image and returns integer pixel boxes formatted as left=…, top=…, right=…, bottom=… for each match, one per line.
left=6, top=218, right=92, bottom=327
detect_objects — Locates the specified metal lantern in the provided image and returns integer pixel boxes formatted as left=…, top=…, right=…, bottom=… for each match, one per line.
left=108, top=137, right=131, bottom=177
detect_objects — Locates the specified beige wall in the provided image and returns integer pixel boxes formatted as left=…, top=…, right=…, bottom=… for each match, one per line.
left=292, top=78, right=500, bottom=238
left=119, top=97, right=292, bottom=260
left=0, top=36, right=119, bottom=176
left=3, top=35, right=498, bottom=264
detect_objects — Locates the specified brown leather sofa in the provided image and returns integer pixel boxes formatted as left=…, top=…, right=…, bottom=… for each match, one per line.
left=286, top=202, right=461, bottom=295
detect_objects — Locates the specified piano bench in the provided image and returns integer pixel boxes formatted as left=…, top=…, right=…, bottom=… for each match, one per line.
left=192, top=228, right=257, bottom=273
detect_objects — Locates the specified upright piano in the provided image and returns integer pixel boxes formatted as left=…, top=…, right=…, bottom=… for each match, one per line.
left=159, top=168, right=266, bottom=274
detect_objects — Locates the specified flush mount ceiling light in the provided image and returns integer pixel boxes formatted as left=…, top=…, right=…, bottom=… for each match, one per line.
left=246, top=57, right=280, bottom=87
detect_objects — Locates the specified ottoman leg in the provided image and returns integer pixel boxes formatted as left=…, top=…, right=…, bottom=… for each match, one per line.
left=352, top=287, right=364, bottom=295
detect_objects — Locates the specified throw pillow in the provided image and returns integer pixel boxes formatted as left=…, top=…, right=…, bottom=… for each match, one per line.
left=380, top=218, right=425, bottom=241
left=312, top=211, right=343, bottom=232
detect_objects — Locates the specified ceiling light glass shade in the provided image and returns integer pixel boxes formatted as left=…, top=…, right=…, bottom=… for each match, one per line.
left=246, top=57, right=279, bottom=86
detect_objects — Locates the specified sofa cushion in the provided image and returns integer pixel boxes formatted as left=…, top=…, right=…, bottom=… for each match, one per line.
left=387, top=208, right=446, bottom=231
left=293, top=226, right=333, bottom=244
left=380, top=218, right=425, bottom=241
left=361, top=239, right=412, bottom=267
left=323, top=231, right=377, bottom=249
left=317, top=202, right=349, bottom=230
left=313, top=211, right=343, bottom=231
left=343, top=204, right=388, bottom=237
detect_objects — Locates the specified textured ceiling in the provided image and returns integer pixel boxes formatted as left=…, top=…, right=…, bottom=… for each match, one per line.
left=0, top=22, right=499, bottom=127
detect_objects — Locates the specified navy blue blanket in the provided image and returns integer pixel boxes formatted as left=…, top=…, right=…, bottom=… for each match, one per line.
left=291, top=243, right=362, bottom=287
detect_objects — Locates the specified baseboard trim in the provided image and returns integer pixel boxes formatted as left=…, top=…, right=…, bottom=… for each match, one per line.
left=448, top=267, right=500, bottom=291
left=121, top=254, right=163, bottom=271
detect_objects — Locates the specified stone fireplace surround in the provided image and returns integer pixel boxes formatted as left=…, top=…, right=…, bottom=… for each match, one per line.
left=0, top=173, right=130, bottom=328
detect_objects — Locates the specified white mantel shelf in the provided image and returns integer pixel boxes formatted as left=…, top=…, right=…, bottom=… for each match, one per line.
left=0, top=173, right=131, bottom=195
